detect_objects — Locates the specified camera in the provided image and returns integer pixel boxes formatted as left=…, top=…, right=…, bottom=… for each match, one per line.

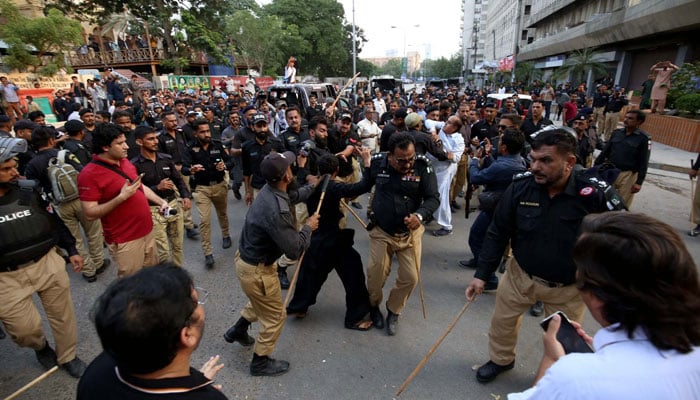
left=299, top=140, right=316, bottom=157
left=162, top=207, right=178, bottom=217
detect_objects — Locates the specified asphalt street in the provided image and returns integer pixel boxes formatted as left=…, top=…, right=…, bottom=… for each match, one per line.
left=1, top=161, right=699, bottom=400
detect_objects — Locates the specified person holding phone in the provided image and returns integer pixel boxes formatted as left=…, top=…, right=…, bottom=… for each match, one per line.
left=79, top=123, right=169, bottom=277
left=508, top=212, right=700, bottom=399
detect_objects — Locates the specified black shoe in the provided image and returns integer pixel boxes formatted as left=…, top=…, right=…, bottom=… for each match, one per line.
left=222, top=236, right=232, bottom=249
left=233, top=186, right=242, bottom=200
left=0, top=325, right=5, bottom=340
left=451, top=200, right=461, bottom=210
left=95, top=259, right=110, bottom=275
left=351, top=201, right=363, bottom=210
left=224, top=326, right=255, bottom=346
left=370, top=307, right=384, bottom=329
left=205, top=255, right=215, bottom=269
left=476, top=360, right=515, bottom=383
left=82, top=273, right=96, bottom=283
left=689, top=225, right=700, bottom=237
left=61, top=357, right=86, bottom=378
left=459, top=259, right=476, bottom=269
left=529, top=301, right=544, bottom=317
left=186, top=228, right=200, bottom=239
left=35, top=342, right=58, bottom=370
left=250, top=354, right=290, bottom=377
left=433, top=228, right=453, bottom=237
left=278, top=267, right=290, bottom=289
left=386, top=309, right=399, bottom=336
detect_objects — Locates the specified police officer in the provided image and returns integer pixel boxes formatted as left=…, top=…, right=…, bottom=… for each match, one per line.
left=0, top=137, right=87, bottom=377
left=279, top=106, right=310, bottom=154
left=158, top=111, right=199, bottom=240
left=184, top=119, right=232, bottom=269
left=242, top=113, right=286, bottom=205
left=62, top=120, right=92, bottom=165
left=594, top=109, right=650, bottom=208
left=365, top=133, right=440, bottom=336
left=224, top=151, right=319, bottom=377
left=132, top=126, right=191, bottom=266
left=465, top=128, right=625, bottom=384
left=602, top=88, right=628, bottom=141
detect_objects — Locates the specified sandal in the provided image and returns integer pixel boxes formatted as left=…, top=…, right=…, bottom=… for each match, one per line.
left=345, top=313, right=373, bottom=331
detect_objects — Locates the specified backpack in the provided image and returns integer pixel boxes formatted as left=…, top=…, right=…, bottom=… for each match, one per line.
left=47, top=150, right=79, bottom=203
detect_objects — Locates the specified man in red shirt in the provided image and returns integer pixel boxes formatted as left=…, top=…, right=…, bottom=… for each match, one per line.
left=563, top=94, right=578, bottom=126
left=78, top=123, right=169, bottom=277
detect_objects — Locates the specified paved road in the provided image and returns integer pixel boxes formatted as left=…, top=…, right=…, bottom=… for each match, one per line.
left=1, top=165, right=698, bottom=400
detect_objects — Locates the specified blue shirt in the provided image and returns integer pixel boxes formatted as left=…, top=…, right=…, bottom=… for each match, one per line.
left=469, top=154, right=526, bottom=192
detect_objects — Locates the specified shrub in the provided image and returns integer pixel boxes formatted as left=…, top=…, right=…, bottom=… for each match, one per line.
left=675, top=93, right=700, bottom=114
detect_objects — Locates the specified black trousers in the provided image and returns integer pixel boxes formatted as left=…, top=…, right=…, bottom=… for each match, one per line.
left=287, top=228, right=371, bottom=327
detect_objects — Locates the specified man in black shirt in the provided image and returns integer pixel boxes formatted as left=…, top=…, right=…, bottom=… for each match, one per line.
left=132, top=127, right=191, bottom=266
left=78, top=265, right=227, bottom=399
left=329, top=111, right=364, bottom=209
left=602, top=89, right=628, bottom=142
left=242, top=113, right=286, bottom=205
left=62, top=120, right=92, bottom=165
left=184, top=120, right=233, bottom=269
left=520, top=100, right=553, bottom=141
left=465, top=128, right=624, bottom=384
left=379, top=107, right=408, bottom=152
left=279, top=106, right=310, bottom=154
left=471, top=103, right=499, bottom=141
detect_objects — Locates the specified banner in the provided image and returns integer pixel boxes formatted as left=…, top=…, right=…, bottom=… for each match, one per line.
left=168, top=75, right=211, bottom=91
left=497, top=55, right=515, bottom=72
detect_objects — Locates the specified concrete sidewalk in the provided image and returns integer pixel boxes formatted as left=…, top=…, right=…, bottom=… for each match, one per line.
left=649, top=141, right=697, bottom=175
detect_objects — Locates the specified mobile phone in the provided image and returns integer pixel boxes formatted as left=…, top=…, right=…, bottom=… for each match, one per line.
left=540, top=311, right=593, bottom=354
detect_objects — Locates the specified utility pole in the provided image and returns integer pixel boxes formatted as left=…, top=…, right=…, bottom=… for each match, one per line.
left=352, top=0, right=357, bottom=95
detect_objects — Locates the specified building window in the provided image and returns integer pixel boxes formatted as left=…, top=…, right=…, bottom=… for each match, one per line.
left=524, top=5, right=531, bottom=15
left=521, top=30, right=528, bottom=40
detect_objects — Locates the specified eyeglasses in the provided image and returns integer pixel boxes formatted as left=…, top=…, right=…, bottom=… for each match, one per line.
left=498, top=125, right=509, bottom=130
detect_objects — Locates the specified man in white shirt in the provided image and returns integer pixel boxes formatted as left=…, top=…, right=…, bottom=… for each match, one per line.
left=356, top=108, right=380, bottom=153
left=432, top=116, right=464, bottom=236
left=508, top=212, right=700, bottom=400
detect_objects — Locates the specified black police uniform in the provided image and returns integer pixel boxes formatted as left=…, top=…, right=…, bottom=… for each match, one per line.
left=62, top=138, right=92, bottom=165
left=131, top=153, right=190, bottom=204
left=471, top=119, right=499, bottom=141
left=158, top=128, right=191, bottom=166
left=328, top=127, right=361, bottom=178
left=280, top=127, right=310, bottom=155
left=475, top=166, right=625, bottom=286
left=184, top=139, right=232, bottom=188
left=594, top=128, right=650, bottom=186
left=368, top=153, right=440, bottom=235
left=241, top=136, right=285, bottom=190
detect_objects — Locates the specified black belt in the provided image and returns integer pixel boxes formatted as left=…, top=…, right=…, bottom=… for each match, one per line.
left=0, top=257, right=42, bottom=273
left=240, top=254, right=273, bottom=267
left=197, top=178, right=224, bottom=186
left=527, top=273, right=571, bottom=288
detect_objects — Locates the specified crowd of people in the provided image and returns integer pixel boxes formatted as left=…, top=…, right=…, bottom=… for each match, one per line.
left=0, top=71, right=698, bottom=399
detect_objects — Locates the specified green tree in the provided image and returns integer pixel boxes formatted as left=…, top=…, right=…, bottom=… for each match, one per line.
left=224, top=10, right=309, bottom=76
left=0, top=1, right=82, bottom=75
left=48, top=0, right=232, bottom=72
left=375, top=58, right=402, bottom=78
left=421, top=53, right=462, bottom=79
left=555, top=47, right=608, bottom=85
left=264, top=0, right=351, bottom=78
left=515, top=61, right=542, bottom=86
left=355, top=58, right=376, bottom=78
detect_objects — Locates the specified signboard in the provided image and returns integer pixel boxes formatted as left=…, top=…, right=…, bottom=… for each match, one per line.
left=497, top=55, right=515, bottom=72
left=168, top=75, right=211, bottom=91
left=3, top=73, right=73, bottom=91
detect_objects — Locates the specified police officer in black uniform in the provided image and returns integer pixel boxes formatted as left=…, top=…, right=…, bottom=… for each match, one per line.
left=465, top=127, right=625, bottom=384
left=279, top=106, right=310, bottom=155
left=183, top=119, right=233, bottom=268
left=365, top=133, right=440, bottom=336
left=242, top=113, right=286, bottom=205
left=62, top=120, right=92, bottom=165
left=132, top=126, right=191, bottom=266
left=0, top=137, right=87, bottom=377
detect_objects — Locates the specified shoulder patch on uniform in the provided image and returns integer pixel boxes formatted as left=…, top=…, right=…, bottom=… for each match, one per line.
left=513, top=171, right=533, bottom=181
left=415, top=153, right=431, bottom=165
left=371, top=153, right=386, bottom=161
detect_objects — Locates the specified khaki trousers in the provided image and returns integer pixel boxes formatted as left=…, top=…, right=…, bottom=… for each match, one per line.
left=55, top=198, right=104, bottom=276
left=236, top=253, right=284, bottom=356
left=182, top=177, right=195, bottom=230
left=603, top=112, right=619, bottom=141
left=150, top=198, right=184, bottom=266
left=366, top=224, right=424, bottom=314
left=592, top=106, right=605, bottom=130
left=450, top=153, right=468, bottom=203
left=693, top=175, right=700, bottom=224
left=0, top=249, right=78, bottom=363
left=193, top=181, right=229, bottom=256
left=278, top=203, right=308, bottom=269
left=613, top=170, right=638, bottom=209
left=488, top=258, right=584, bottom=365
left=107, top=230, right=158, bottom=277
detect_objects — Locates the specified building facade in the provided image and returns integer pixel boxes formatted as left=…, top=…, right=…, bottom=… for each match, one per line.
left=519, top=0, right=700, bottom=91
left=461, top=0, right=489, bottom=73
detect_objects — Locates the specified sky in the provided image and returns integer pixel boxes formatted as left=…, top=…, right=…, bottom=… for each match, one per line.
left=256, top=0, right=463, bottom=60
